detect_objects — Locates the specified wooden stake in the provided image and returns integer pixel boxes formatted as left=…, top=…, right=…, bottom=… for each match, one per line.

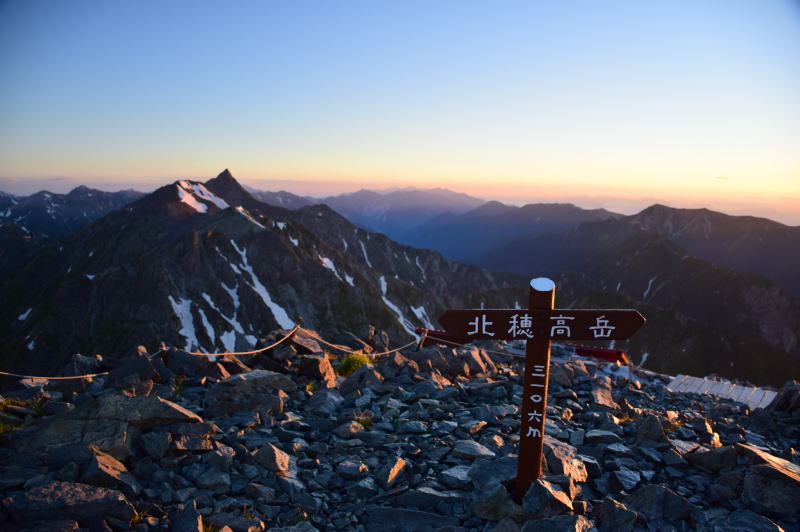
left=514, top=277, right=555, bottom=500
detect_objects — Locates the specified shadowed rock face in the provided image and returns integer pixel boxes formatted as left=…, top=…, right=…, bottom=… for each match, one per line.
left=0, top=170, right=523, bottom=381
left=0, top=338, right=797, bottom=531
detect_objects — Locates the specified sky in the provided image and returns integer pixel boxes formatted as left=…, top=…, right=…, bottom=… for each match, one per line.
left=1, top=0, right=799, bottom=224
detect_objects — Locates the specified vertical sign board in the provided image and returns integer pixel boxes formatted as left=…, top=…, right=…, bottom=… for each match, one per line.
left=437, top=277, right=645, bottom=499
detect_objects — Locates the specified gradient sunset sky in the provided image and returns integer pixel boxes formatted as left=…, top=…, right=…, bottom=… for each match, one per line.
left=1, top=1, right=798, bottom=223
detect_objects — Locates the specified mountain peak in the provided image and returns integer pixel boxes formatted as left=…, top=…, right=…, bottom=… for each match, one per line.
left=204, top=169, right=261, bottom=210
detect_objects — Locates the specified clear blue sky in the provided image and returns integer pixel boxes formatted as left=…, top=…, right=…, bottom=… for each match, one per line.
left=1, top=1, right=799, bottom=223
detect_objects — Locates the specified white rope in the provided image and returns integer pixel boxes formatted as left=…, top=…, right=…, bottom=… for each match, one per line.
left=186, top=324, right=300, bottom=357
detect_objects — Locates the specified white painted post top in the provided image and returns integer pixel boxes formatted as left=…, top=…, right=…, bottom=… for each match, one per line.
left=530, top=277, right=556, bottom=292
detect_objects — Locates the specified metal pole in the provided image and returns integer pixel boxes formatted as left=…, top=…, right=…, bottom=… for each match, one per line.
left=514, top=277, right=555, bottom=500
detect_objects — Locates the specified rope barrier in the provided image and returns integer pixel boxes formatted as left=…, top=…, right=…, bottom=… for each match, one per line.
left=299, top=328, right=362, bottom=354
left=300, top=327, right=419, bottom=358
left=0, top=370, right=110, bottom=381
left=371, top=340, right=418, bottom=358
left=417, top=329, right=526, bottom=360
left=186, top=324, right=300, bottom=357
left=0, top=322, right=526, bottom=382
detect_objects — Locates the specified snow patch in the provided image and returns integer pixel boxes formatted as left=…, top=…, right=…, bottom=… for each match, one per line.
left=411, top=305, right=435, bottom=329
left=176, top=183, right=208, bottom=213
left=178, top=180, right=229, bottom=210
left=86, top=274, right=95, bottom=280
left=382, top=295, right=419, bottom=339
left=220, top=330, right=237, bottom=352
left=17, top=308, right=32, bottom=321
left=289, top=236, right=299, bottom=246
left=229, top=240, right=294, bottom=329
left=643, top=276, right=657, bottom=299
left=319, top=255, right=342, bottom=280
left=415, top=256, right=426, bottom=279
left=198, top=307, right=216, bottom=345
left=27, top=339, right=35, bottom=350
left=342, top=238, right=348, bottom=251
left=344, top=274, right=355, bottom=287
left=235, top=207, right=265, bottom=229
left=274, top=221, right=287, bottom=230
left=379, top=275, right=388, bottom=296
left=359, top=241, right=373, bottom=268
left=168, top=295, right=198, bottom=351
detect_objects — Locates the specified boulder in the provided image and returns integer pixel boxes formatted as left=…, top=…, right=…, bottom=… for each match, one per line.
left=339, top=365, right=383, bottom=397
left=298, top=354, right=336, bottom=386
left=376, top=456, right=407, bottom=488
left=362, top=506, right=459, bottom=531
left=623, top=484, right=697, bottom=528
left=79, top=446, right=142, bottom=496
left=686, top=445, right=738, bottom=472
left=453, top=439, right=496, bottom=459
left=2, top=481, right=135, bottom=524
left=521, top=480, right=573, bottom=518
left=169, top=500, right=203, bottom=532
left=635, top=413, right=667, bottom=444
left=521, top=515, right=593, bottom=532
left=591, top=376, right=619, bottom=410
left=595, top=497, right=637, bottom=532
left=252, top=443, right=290, bottom=473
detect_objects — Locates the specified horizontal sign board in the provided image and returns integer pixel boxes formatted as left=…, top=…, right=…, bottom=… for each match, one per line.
left=438, top=309, right=645, bottom=341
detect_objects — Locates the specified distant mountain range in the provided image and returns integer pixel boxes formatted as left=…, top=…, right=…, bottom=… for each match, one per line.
left=1, top=173, right=798, bottom=386
left=0, top=186, right=144, bottom=286
left=400, top=201, right=622, bottom=262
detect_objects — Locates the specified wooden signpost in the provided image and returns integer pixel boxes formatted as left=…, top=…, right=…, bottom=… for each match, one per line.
left=437, top=277, right=645, bottom=500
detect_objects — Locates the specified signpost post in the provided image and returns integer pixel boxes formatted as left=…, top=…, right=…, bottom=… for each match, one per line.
left=436, top=277, right=645, bottom=500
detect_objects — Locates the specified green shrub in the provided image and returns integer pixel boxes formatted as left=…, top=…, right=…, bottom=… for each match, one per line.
left=336, top=353, right=371, bottom=377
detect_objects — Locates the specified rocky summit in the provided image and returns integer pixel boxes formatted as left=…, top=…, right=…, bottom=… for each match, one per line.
left=1, top=327, right=798, bottom=532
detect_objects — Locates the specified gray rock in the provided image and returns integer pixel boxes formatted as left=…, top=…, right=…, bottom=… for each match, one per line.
left=297, top=354, right=336, bottom=385
left=623, top=484, right=697, bottom=526
left=219, top=369, right=296, bottom=392
left=544, top=437, right=587, bottom=483
left=439, top=465, right=472, bottom=489
left=591, top=376, right=619, bottom=410
left=521, top=479, right=573, bottom=518
left=340, top=365, right=384, bottom=397
left=687, top=445, right=737, bottom=472
left=336, top=460, right=368, bottom=479
left=362, top=505, right=459, bottom=531
left=736, top=443, right=800, bottom=518
left=307, top=389, right=343, bottom=415
left=266, top=522, right=318, bottom=532
left=521, top=514, right=593, bottom=532
left=708, top=509, right=786, bottom=532
left=489, top=518, right=522, bottom=532
left=170, top=500, right=203, bottom=532
left=398, top=420, right=428, bottom=433
left=569, top=429, right=585, bottom=447
left=393, top=487, right=467, bottom=514
left=142, top=431, right=172, bottom=459
left=252, top=443, right=290, bottom=473
left=469, top=457, right=517, bottom=492
left=635, top=413, right=666, bottom=444
left=79, top=447, right=142, bottom=496
left=196, top=467, right=231, bottom=493
left=350, top=477, right=379, bottom=497
left=471, top=485, right=530, bottom=522
left=205, top=512, right=265, bottom=532
left=376, top=456, right=407, bottom=488
left=610, top=467, right=641, bottom=492
left=595, top=497, right=637, bottom=532
left=333, top=420, right=364, bottom=438
left=584, top=430, right=621, bottom=444
left=2, top=481, right=135, bottom=524
left=453, top=439, right=496, bottom=459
